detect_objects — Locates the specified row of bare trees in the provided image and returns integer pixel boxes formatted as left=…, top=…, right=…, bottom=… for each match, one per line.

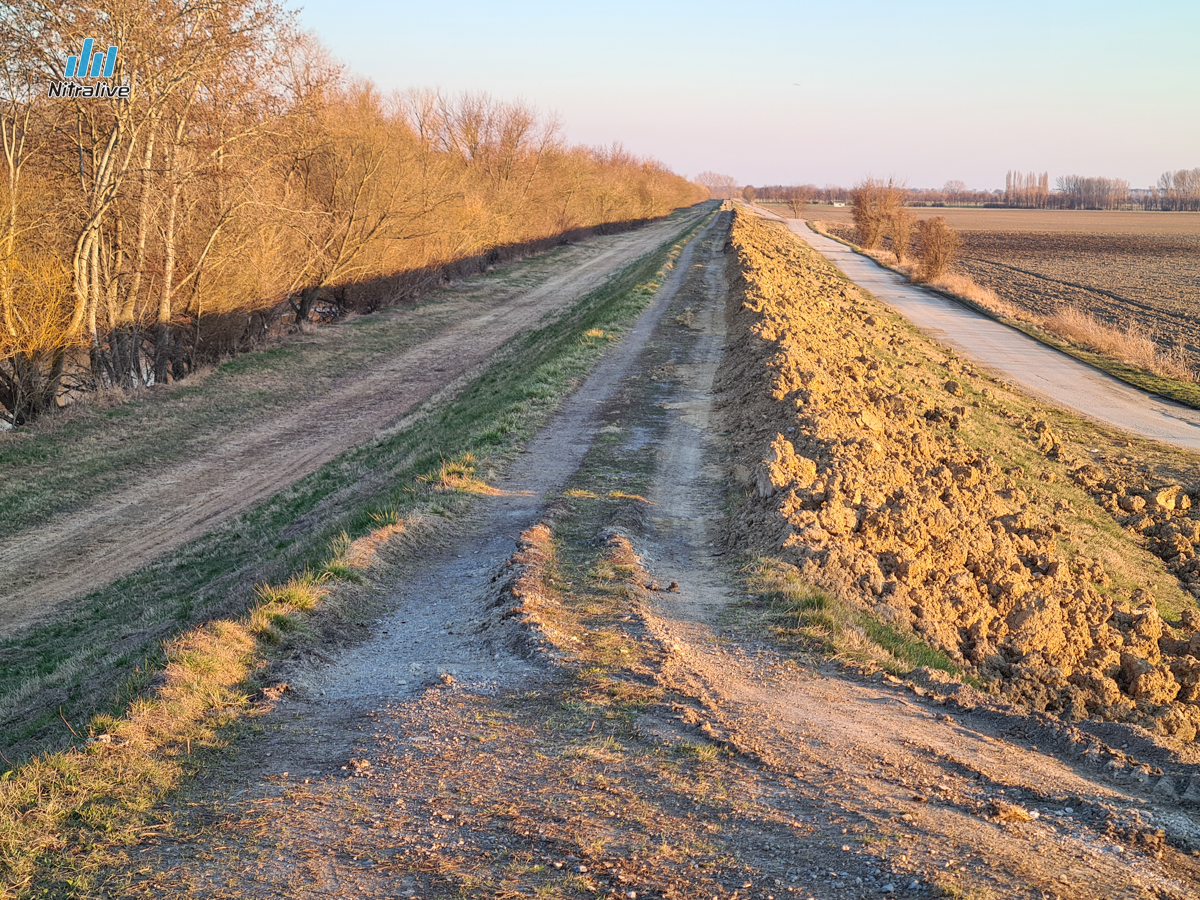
left=753, top=181, right=1010, bottom=208
left=1052, top=174, right=1130, bottom=210
left=1150, top=168, right=1200, bottom=211
left=1004, top=170, right=1051, bottom=208
left=0, top=1, right=704, bottom=425
left=696, top=171, right=738, bottom=200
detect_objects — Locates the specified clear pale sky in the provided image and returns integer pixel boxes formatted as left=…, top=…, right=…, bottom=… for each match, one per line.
left=288, top=0, right=1200, bottom=191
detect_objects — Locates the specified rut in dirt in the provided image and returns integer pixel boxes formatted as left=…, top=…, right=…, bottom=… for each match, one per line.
left=280, top=213, right=724, bottom=704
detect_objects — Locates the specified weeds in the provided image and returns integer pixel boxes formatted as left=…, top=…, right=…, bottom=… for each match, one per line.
left=1043, top=305, right=1196, bottom=382
left=747, top=558, right=960, bottom=676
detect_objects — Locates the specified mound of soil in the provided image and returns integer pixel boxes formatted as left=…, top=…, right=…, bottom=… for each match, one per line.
left=720, top=211, right=1200, bottom=740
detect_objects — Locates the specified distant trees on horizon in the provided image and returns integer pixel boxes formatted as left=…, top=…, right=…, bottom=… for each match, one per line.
left=1004, top=171, right=1051, bottom=208
left=745, top=167, right=1200, bottom=212
left=1152, top=168, right=1200, bottom=211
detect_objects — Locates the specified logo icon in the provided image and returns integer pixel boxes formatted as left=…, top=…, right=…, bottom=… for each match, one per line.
left=48, top=38, right=129, bottom=99
left=65, top=38, right=118, bottom=79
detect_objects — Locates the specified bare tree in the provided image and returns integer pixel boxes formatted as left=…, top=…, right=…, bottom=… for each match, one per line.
left=784, top=185, right=813, bottom=219
left=695, top=171, right=737, bottom=200
left=942, top=180, right=966, bottom=204
left=850, top=178, right=905, bottom=249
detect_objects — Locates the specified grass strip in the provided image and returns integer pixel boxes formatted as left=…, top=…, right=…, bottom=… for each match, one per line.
left=0, top=209, right=714, bottom=898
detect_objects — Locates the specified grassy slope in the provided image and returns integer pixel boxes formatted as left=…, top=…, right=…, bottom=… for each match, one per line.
left=0, top=226, right=683, bottom=534
left=0, top=207, right=712, bottom=762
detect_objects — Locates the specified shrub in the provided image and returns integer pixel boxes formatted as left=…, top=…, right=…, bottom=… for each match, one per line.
left=887, top=207, right=916, bottom=264
left=915, top=217, right=961, bottom=281
left=850, top=178, right=905, bottom=249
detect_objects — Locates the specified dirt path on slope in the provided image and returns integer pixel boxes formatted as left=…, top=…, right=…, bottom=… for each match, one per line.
left=753, top=207, right=1200, bottom=452
left=619, top=221, right=1200, bottom=897
left=103, top=212, right=729, bottom=900
left=0, top=212, right=702, bottom=637
left=109, top=211, right=1200, bottom=900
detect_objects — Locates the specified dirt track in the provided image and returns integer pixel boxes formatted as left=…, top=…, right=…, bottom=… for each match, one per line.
left=0, top=213, right=704, bottom=637
left=112, top=212, right=1200, bottom=899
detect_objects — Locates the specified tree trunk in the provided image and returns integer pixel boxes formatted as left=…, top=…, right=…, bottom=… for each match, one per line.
left=154, top=180, right=180, bottom=384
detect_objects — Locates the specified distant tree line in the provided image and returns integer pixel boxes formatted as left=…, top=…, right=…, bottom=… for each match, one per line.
left=753, top=184, right=847, bottom=204
left=749, top=182, right=1003, bottom=208
left=695, top=172, right=738, bottom=200
left=1149, top=168, right=1200, bottom=211
left=747, top=165, right=1200, bottom=216
left=1051, top=175, right=1131, bottom=210
left=0, top=1, right=705, bottom=425
left=1001, top=167, right=1200, bottom=211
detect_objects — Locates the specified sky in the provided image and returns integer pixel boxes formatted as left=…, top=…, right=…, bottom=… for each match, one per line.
left=288, top=0, right=1200, bottom=191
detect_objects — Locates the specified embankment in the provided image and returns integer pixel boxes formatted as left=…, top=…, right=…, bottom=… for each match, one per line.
left=721, top=210, right=1200, bottom=741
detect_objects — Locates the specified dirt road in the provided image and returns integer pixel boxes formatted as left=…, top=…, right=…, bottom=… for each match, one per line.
left=758, top=209, right=1200, bottom=453
left=0, top=212, right=704, bottom=637
left=113, top=212, right=1200, bottom=899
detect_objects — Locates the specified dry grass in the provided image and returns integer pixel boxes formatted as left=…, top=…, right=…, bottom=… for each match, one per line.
left=807, top=204, right=1200, bottom=236
left=1043, top=306, right=1196, bottom=382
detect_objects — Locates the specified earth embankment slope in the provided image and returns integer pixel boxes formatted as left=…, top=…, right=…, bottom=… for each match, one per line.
left=722, top=211, right=1200, bottom=744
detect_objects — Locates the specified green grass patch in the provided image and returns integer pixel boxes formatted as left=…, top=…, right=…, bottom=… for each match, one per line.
left=0, top=216, right=693, bottom=535
left=748, top=557, right=963, bottom=679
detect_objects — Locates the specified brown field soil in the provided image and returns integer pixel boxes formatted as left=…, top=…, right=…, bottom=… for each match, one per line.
left=807, top=205, right=1200, bottom=365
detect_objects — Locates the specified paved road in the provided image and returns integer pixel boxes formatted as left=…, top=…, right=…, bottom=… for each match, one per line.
left=767, top=212, right=1200, bottom=452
